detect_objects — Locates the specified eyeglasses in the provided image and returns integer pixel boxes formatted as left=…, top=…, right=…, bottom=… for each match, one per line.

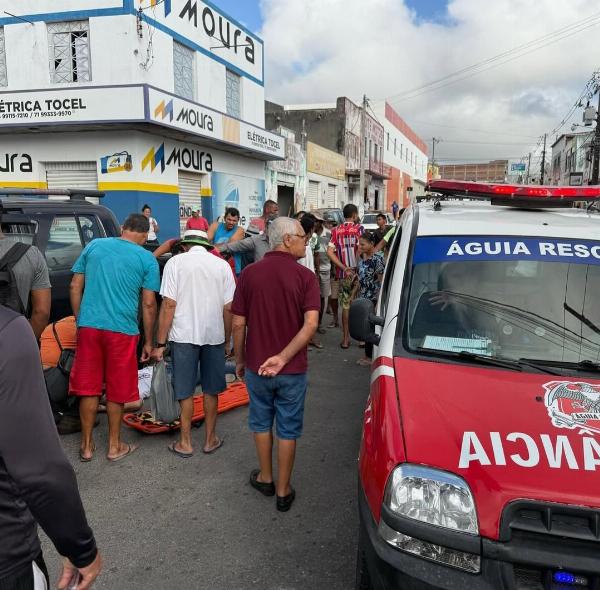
left=290, top=233, right=310, bottom=243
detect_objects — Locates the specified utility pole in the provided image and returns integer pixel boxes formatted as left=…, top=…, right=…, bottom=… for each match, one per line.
left=431, top=137, right=441, bottom=166
left=591, top=87, right=600, bottom=184
left=359, top=94, right=367, bottom=206
left=525, top=152, right=531, bottom=184
left=540, top=133, right=547, bottom=185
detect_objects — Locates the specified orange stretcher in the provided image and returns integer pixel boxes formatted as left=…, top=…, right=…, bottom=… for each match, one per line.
left=123, top=381, right=249, bottom=434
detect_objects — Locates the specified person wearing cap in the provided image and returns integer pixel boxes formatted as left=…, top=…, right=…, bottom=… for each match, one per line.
left=151, top=231, right=236, bottom=457
left=185, top=207, right=209, bottom=232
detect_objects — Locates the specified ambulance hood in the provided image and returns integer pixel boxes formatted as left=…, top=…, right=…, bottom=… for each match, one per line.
left=395, top=357, right=600, bottom=539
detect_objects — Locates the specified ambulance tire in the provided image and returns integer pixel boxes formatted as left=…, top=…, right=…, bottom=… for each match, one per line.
left=355, top=530, right=373, bottom=590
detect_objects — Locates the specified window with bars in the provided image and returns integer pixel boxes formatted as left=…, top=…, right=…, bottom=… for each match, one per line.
left=0, top=28, right=7, bottom=87
left=226, top=69, right=241, bottom=118
left=173, top=41, right=195, bottom=100
left=48, top=21, right=91, bottom=83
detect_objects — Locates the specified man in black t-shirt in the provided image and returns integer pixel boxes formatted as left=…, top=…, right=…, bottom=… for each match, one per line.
left=0, top=306, right=102, bottom=589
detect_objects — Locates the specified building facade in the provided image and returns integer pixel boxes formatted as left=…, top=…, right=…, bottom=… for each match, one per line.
left=373, top=101, right=428, bottom=209
left=306, top=141, right=346, bottom=210
left=0, top=1, right=284, bottom=238
left=265, top=97, right=386, bottom=214
left=550, top=132, right=594, bottom=186
left=438, top=160, right=508, bottom=183
left=265, top=127, right=306, bottom=217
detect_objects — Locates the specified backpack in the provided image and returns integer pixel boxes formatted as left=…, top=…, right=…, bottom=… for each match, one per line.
left=0, top=242, right=30, bottom=315
left=44, top=321, right=77, bottom=423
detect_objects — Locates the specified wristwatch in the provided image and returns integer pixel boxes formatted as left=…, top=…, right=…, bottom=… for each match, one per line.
left=154, top=342, right=167, bottom=348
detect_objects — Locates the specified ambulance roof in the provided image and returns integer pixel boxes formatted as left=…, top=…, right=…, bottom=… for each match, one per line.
left=415, top=200, right=600, bottom=241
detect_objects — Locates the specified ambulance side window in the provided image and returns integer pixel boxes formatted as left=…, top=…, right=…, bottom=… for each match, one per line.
left=379, top=226, right=401, bottom=318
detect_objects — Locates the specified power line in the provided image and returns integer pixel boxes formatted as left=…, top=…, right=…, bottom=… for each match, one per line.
left=385, top=12, right=600, bottom=103
left=410, top=120, right=538, bottom=139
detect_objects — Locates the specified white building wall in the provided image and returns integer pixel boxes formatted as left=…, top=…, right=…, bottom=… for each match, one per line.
left=372, top=102, right=428, bottom=183
left=0, top=3, right=265, bottom=126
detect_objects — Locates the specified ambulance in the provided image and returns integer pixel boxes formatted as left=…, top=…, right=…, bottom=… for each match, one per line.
left=350, top=180, right=600, bottom=590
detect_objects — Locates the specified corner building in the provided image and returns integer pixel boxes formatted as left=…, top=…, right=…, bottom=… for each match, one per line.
left=0, top=1, right=284, bottom=238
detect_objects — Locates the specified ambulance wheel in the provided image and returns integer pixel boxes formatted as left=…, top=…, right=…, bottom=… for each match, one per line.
left=355, top=531, right=373, bottom=590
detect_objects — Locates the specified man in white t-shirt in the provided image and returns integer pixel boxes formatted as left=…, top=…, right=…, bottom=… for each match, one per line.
left=151, top=231, right=236, bottom=457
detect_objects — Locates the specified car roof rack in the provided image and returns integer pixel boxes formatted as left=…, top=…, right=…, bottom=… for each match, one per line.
left=0, top=188, right=105, bottom=202
left=425, top=180, right=600, bottom=208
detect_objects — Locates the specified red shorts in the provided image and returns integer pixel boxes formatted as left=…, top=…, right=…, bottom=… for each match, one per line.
left=69, top=327, right=139, bottom=404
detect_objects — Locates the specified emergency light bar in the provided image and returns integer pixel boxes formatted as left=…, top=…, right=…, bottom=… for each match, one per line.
left=426, top=180, right=600, bottom=205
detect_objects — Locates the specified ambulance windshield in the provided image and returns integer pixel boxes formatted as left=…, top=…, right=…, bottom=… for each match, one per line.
left=405, top=236, right=600, bottom=365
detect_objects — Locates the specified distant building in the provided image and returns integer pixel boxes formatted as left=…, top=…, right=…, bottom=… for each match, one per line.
left=372, top=102, right=428, bottom=208
left=266, top=97, right=386, bottom=213
left=550, top=132, right=594, bottom=186
left=438, top=160, right=508, bottom=183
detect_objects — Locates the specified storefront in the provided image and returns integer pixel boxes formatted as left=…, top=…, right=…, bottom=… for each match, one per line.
left=0, top=2, right=284, bottom=238
left=0, top=86, right=283, bottom=238
left=265, top=127, right=306, bottom=217
left=306, top=142, right=346, bottom=210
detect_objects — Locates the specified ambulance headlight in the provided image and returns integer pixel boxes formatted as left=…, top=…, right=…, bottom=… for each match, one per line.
left=383, top=465, right=479, bottom=535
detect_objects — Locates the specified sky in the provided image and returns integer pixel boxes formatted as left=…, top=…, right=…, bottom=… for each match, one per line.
left=221, top=0, right=600, bottom=167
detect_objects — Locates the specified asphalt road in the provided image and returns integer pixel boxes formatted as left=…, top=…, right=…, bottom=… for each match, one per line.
left=42, top=328, right=370, bottom=590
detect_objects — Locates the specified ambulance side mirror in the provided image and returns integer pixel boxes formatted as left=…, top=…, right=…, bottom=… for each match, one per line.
left=349, top=298, right=383, bottom=345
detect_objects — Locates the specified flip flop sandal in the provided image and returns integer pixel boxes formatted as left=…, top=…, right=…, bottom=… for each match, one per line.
left=203, top=437, right=224, bottom=454
left=167, top=441, right=193, bottom=459
left=340, top=343, right=350, bottom=349
left=79, top=444, right=96, bottom=463
left=107, top=443, right=139, bottom=462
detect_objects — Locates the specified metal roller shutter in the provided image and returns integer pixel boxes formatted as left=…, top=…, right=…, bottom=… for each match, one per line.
left=178, top=171, right=203, bottom=237
left=45, top=161, right=99, bottom=203
left=307, top=180, right=319, bottom=209
left=327, top=183, right=337, bottom=207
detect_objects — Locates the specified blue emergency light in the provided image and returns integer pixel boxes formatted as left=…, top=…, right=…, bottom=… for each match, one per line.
left=553, top=571, right=588, bottom=586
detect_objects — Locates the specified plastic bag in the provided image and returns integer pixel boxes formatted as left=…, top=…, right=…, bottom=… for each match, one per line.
left=149, top=360, right=180, bottom=423
left=138, top=366, right=154, bottom=400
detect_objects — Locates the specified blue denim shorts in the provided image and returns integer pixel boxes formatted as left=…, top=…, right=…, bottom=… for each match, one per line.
left=245, top=370, right=308, bottom=440
left=170, top=342, right=226, bottom=401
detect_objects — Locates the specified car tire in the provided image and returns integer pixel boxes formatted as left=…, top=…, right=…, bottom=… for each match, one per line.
left=355, top=530, right=374, bottom=590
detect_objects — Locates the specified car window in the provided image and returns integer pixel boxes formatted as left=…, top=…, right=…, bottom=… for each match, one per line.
left=362, top=215, right=377, bottom=224
left=46, top=216, right=85, bottom=271
left=78, top=214, right=104, bottom=244
left=0, top=220, right=37, bottom=244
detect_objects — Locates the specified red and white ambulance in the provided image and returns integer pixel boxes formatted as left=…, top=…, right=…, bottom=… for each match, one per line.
left=350, top=181, right=600, bottom=590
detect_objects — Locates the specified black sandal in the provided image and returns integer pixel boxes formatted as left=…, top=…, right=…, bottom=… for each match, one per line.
left=250, top=469, right=275, bottom=496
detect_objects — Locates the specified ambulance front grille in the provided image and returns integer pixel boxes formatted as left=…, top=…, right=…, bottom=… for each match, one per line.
left=500, top=500, right=600, bottom=543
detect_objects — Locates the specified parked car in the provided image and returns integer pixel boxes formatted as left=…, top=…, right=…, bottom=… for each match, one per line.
left=311, top=207, right=345, bottom=226
left=350, top=179, right=600, bottom=589
left=360, top=211, right=394, bottom=231
left=0, top=189, right=121, bottom=320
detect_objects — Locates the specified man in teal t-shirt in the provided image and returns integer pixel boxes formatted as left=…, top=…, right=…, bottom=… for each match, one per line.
left=69, top=214, right=160, bottom=463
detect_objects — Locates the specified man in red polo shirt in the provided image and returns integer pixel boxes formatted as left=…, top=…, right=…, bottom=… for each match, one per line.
left=185, top=207, right=209, bottom=232
left=232, top=217, right=320, bottom=512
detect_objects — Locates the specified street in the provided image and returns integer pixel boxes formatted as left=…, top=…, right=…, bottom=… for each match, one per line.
left=42, top=329, right=369, bottom=590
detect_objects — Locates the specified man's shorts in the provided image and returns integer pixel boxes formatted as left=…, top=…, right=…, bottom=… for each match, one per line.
left=338, top=276, right=356, bottom=310
left=170, top=342, right=226, bottom=401
left=69, top=327, right=139, bottom=404
left=245, top=370, right=308, bottom=440
left=319, top=271, right=331, bottom=300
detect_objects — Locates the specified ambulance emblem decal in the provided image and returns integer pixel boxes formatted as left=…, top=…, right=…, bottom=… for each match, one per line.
left=544, top=381, right=600, bottom=437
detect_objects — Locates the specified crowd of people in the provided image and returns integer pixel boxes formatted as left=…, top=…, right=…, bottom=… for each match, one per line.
left=0, top=198, right=396, bottom=589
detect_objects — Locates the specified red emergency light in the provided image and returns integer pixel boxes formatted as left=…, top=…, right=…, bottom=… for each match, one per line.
left=425, top=180, right=600, bottom=205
